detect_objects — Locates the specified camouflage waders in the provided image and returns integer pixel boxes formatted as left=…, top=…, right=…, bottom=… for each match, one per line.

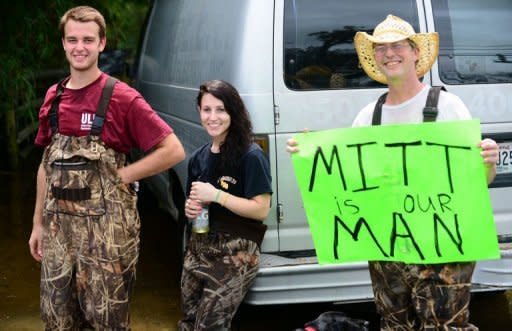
left=370, top=86, right=477, bottom=330
left=40, top=78, right=140, bottom=330
left=178, top=233, right=260, bottom=331
left=369, top=261, right=478, bottom=331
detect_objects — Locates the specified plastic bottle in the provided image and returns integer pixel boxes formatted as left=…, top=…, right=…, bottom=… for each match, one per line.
left=192, top=204, right=209, bottom=233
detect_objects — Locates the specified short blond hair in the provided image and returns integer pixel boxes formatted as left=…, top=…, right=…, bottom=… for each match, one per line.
left=59, top=6, right=106, bottom=39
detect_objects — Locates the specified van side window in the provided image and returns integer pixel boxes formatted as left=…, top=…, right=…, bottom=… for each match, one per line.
left=433, top=0, right=512, bottom=84
left=283, top=0, right=418, bottom=90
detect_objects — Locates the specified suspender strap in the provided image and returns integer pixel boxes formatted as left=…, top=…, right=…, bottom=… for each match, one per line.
left=90, top=77, right=117, bottom=136
left=48, top=76, right=117, bottom=136
left=423, top=86, right=445, bottom=122
left=372, top=86, right=446, bottom=125
left=371, top=92, right=388, bottom=126
left=49, top=78, right=68, bottom=134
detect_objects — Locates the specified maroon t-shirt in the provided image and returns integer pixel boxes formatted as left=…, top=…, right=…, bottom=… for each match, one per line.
left=35, top=73, right=172, bottom=154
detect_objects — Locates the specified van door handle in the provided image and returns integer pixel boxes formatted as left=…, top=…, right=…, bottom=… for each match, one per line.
left=277, top=202, right=283, bottom=223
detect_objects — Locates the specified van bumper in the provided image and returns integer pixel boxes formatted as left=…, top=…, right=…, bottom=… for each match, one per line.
left=244, top=254, right=374, bottom=305
left=472, top=241, right=512, bottom=288
left=246, top=245, right=512, bottom=305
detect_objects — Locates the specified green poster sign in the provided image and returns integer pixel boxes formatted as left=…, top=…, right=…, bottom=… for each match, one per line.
left=292, top=120, right=499, bottom=264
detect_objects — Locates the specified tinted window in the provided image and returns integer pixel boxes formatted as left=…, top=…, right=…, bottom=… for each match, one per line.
left=433, top=0, right=512, bottom=84
left=141, top=0, right=246, bottom=86
left=283, top=0, right=418, bottom=90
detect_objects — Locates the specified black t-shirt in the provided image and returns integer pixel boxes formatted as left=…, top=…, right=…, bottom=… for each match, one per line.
left=186, top=142, right=272, bottom=242
left=187, top=142, right=272, bottom=205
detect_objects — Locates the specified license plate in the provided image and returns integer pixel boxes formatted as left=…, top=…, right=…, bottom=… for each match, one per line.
left=496, top=141, right=512, bottom=175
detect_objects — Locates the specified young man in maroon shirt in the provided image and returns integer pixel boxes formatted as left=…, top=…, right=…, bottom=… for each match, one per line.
left=28, top=6, right=185, bottom=330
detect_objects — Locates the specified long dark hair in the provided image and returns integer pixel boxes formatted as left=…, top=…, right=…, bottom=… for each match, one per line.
left=196, top=80, right=253, bottom=170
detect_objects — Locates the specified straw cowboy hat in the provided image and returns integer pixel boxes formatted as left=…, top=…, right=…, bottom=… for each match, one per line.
left=354, top=14, right=439, bottom=84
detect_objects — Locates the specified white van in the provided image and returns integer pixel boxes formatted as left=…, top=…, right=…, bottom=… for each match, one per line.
left=133, top=0, right=512, bottom=304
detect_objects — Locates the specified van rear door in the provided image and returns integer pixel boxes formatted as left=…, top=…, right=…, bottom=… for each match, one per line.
left=427, top=0, right=512, bottom=287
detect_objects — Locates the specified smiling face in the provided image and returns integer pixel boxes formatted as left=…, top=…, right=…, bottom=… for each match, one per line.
left=198, top=93, right=231, bottom=146
left=62, top=19, right=105, bottom=73
left=374, top=40, right=419, bottom=82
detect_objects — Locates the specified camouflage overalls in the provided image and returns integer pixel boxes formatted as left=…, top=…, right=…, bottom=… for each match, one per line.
left=369, top=87, right=478, bottom=331
left=369, top=261, right=478, bottom=330
left=40, top=78, right=140, bottom=330
left=178, top=232, right=260, bottom=331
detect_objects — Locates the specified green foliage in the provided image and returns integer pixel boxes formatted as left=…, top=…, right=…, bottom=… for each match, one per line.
left=100, top=0, right=150, bottom=51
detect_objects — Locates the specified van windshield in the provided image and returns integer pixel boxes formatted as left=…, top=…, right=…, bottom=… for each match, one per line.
left=283, top=0, right=418, bottom=90
left=432, top=0, right=512, bottom=84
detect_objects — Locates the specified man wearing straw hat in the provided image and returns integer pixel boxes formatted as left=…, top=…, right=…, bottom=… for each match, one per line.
left=352, top=14, right=498, bottom=330
left=287, top=13, right=499, bottom=331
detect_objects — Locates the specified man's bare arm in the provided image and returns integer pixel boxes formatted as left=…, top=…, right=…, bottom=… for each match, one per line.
left=29, top=163, right=46, bottom=262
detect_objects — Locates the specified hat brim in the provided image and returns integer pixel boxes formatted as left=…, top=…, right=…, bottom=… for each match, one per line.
left=354, top=31, right=439, bottom=84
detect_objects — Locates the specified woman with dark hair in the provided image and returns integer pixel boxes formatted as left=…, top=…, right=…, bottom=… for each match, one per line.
left=178, top=80, right=272, bottom=330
